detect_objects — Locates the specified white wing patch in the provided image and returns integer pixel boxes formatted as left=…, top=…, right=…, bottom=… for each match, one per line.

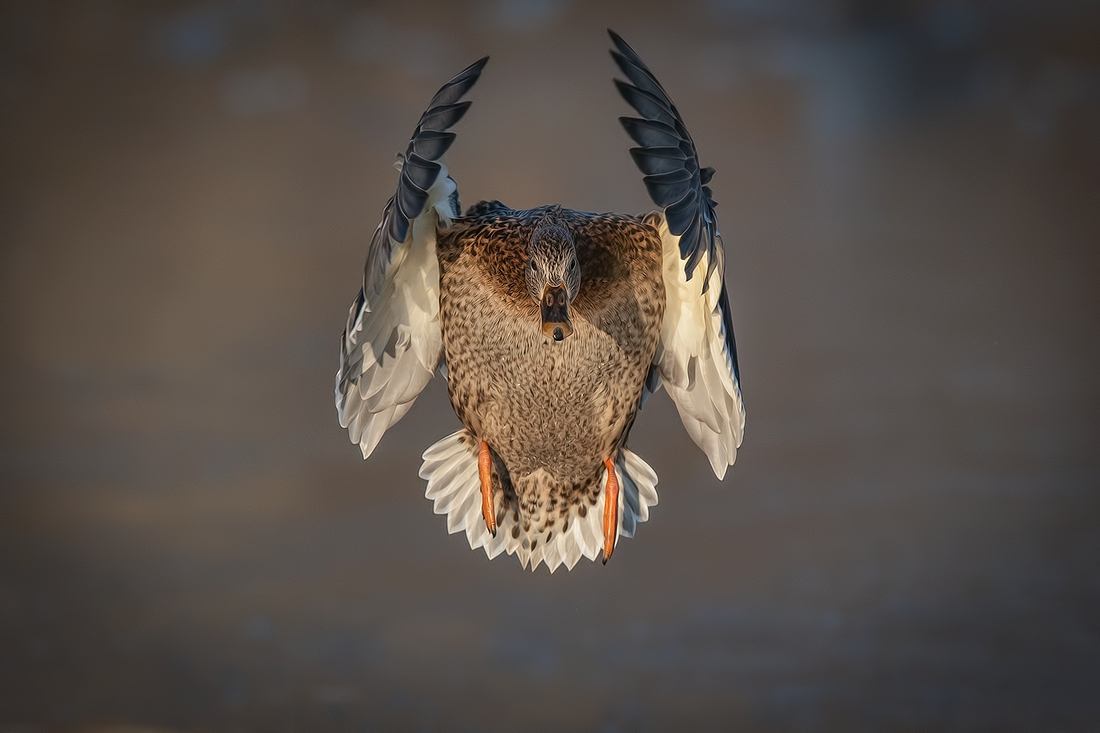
left=420, top=431, right=659, bottom=573
left=653, top=215, right=745, bottom=478
left=335, top=167, right=457, bottom=458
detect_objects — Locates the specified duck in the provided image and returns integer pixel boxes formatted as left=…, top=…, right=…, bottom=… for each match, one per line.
left=336, top=31, right=744, bottom=572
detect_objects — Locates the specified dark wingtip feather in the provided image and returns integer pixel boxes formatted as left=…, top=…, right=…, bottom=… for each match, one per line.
left=609, top=31, right=721, bottom=280
left=418, top=101, right=473, bottom=133
left=388, top=59, right=487, bottom=239
left=614, top=80, right=677, bottom=127
left=607, top=29, right=639, bottom=65
left=607, top=28, right=627, bottom=52
left=364, top=57, right=487, bottom=305
left=619, top=116, right=683, bottom=149
left=611, top=32, right=739, bottom=395
left=717, top=284, right=742, bottom=388
left=429, top=57, right=489, bottom=108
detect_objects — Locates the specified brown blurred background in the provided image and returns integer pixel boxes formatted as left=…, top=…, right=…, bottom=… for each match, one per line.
left=1, top=1, right=1098, bottom=731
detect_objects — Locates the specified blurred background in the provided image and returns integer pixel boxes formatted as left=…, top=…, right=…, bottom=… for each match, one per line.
left=1, top=0, right=1098, bottom=730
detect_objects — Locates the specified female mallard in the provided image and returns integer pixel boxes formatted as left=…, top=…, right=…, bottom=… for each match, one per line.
left=336, top=32, right=744, bottom=572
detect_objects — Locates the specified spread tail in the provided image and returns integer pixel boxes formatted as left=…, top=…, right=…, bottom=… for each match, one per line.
left=419, top=430, right=658, bottom=572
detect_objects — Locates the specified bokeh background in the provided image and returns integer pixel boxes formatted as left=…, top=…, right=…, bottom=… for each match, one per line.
left=2, top=0, right=1099, bottom=730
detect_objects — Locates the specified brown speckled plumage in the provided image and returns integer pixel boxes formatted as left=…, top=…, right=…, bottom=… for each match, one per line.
left=436, top=204, right=664, bottom=545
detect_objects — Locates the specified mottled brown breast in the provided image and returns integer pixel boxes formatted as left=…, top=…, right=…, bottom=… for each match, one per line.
left=435, top=204, right=664, bottom=525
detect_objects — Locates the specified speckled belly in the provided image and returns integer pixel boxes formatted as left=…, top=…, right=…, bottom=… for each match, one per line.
left=441, top=297, right=646, bottom=489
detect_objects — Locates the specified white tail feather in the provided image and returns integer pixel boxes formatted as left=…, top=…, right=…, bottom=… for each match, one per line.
left=420, top=431, right=659, bottom=572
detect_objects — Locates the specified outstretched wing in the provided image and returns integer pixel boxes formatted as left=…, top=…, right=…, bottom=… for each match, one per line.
left=336, top=57, right=488, bottom=458
left=609, top=30, right=745, bottom=478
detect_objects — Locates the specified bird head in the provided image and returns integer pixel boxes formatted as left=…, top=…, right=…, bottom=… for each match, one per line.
left=525, top=218, right=580, bottom=341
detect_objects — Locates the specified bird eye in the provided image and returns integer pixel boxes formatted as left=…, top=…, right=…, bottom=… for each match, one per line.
left=569, top=258, right=578, bottom=271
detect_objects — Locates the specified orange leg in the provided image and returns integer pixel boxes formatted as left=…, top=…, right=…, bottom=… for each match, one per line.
left=602, top=457, right=619, bottom=564
left=478, top=441, right=497, bottom=536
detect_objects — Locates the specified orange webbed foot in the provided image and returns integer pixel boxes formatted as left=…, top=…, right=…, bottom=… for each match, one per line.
left=602, top=456, right=619, bottom=564
left=478, top=441, right=497, bottom=537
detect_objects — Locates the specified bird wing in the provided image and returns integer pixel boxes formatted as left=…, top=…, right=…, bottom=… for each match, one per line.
left=609, top=30, right=745, bottom=478
left=336, top=57, right=488, bottom=458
